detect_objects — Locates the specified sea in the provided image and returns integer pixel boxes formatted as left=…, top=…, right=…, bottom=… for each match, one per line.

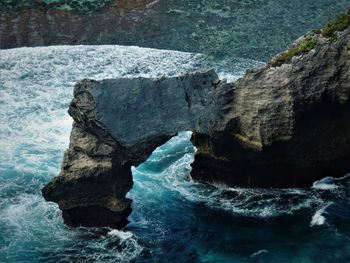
left=1, top=1, right=350, bottom=262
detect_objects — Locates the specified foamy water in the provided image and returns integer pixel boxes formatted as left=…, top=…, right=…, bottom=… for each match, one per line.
left=1, top=45, right=349, bottom=263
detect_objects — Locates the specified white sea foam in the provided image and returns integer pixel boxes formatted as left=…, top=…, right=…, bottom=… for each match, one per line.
left=0, top=45, right=219, bottom=262
left=310, top=203, right=332, bottom=227
left=108, top=229, right=133, bottom=240
left=311, top=210, right=326, bottom=226
left=312, top=177, right=339, bottom=190
left=251, top=249, right=269, bottom=258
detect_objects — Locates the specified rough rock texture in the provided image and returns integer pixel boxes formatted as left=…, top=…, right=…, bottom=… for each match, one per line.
left=42, top=70, right=228, bottom=228
left=192, top=27, right=350, bottom=187
left=43, top=25, right=350, bottom=228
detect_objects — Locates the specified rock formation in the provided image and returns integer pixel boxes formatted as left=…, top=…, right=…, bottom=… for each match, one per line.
left=192, top=26, right=350, bottom=188
left=43, top=20, right=350, bottom=228
left=42, top=70, right=228, bottom=228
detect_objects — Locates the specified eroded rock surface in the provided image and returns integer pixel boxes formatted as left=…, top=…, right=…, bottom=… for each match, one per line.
left=43, top=25, right=350, bottom=229
left=192, top=27, right=350, bottom=187
left=42, top=70, right=229, bottom=228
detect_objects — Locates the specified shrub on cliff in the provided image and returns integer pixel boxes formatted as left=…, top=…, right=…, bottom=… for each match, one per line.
left=271, top=10, right=350, bottom=67
left=322, top=12, right=350, bottom=40
left=271, top=36, right=316, bottom=67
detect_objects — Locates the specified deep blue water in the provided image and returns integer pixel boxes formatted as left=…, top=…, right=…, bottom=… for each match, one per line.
left=1, top=1, right=350, bottom=262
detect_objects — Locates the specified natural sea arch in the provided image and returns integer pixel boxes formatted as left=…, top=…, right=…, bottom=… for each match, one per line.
left=42, top=70, right=223, bottom=228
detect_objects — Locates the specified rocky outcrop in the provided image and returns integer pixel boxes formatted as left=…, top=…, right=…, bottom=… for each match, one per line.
left=42, top=70, right=229, bottom=228
left=191, top=27, right=350, bottom=187
left=43, top=22, right=350, bottom=228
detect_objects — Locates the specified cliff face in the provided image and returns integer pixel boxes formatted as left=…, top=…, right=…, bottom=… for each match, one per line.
left=192, top=27, right=350, bottom=187
left=43, top=25, right=350, bottom=228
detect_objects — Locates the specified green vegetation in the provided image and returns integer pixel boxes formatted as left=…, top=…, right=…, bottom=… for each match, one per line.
left=322, top=12, right=350, bottom=40
left=271, top=10, right=350, bottom=67
left=271, top=36, right=316, bottom=67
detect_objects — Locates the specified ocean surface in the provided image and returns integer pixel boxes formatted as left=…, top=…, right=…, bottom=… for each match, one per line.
left=1, top=45, right=350, bottom=263
left=1, top=1, right=350, bottom=262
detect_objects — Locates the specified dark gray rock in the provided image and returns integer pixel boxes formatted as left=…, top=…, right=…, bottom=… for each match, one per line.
left=73, top=71, right=219, bottom=148
left=42, top=69, right=226, bottom=228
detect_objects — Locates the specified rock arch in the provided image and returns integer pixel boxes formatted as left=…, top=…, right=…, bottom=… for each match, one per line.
left=42, top=69, right=228, bottom=228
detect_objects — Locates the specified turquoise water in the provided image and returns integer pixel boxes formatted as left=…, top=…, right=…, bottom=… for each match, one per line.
left=1, top=45, right=349, bottom=263
left=1, top=1, right=350, bottom=262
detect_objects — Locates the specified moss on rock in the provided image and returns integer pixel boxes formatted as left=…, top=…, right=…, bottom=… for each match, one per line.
left=271, top=9, right=350, bottom=67
left=271, top=36, right=316, bottom=67
left=322, top=12, right=350, bottom=40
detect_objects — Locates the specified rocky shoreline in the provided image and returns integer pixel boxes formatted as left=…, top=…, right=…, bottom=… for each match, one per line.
left=43, top=16, right=349, bottom=228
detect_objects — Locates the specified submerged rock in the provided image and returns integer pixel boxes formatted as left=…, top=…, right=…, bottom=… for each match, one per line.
left=43, top=23, right=350, bottom=228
